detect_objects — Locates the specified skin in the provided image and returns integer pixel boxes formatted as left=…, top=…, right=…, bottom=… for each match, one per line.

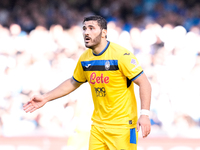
left=23, top=20, right=151, bottom=138
left=83, top=20, right=107, bottom=54
left=134, top=73, right=152, bottom=138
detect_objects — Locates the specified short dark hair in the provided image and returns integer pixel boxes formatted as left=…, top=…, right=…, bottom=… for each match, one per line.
left=83, top=15, right=107, bottom=30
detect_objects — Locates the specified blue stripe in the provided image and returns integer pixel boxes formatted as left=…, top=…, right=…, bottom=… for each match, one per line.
left=72, top=76, right=86, bottom=83
left=93, top=41, right=110, bottom=56
left=131, top=71, right=143, bottom=81
left=81, top=60, right=118, bottom=67
left=130, top=128, right=137, bottom=144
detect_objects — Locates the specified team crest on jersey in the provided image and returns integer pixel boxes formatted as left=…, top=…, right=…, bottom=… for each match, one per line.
left=105, top=61, right=110, bottom=70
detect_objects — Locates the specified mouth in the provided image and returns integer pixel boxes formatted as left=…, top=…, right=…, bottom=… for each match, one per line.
left=84, top=36, right=91, bottom=43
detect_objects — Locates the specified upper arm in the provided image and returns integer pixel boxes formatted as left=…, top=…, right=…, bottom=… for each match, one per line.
left=73, top=57, right=87, bottom=83
left=70, top=77, right=83, bottom=89
left=133, top=73, right=150, bottom=86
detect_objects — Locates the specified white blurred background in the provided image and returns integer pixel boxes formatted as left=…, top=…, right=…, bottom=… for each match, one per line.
left=0, top=0, right=200, bottom=149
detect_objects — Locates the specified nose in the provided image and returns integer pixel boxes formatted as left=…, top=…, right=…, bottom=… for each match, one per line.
left=83, top=28, right=89, bottom=35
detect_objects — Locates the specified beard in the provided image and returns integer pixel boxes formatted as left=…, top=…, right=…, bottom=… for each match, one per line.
left=85, top=32, right=102, bottom=49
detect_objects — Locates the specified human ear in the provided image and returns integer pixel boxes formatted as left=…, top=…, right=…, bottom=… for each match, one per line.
left=102, top=29, right=107, bottom=38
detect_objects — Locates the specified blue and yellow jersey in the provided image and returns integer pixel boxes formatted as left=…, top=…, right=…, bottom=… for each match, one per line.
left=73, top=41, right=143, bottom=128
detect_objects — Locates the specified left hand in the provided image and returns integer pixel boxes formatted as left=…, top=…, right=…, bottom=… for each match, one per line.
left=137, top=115, right=151, bottom=138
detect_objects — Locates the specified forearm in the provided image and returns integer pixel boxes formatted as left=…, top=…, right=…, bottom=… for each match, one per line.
left=43, top=77, right=81, bottom=102
left=137, top=80, right=152, bottom=137
left=139, top=80, right=151, bottom=110
left=134, top=73, right=151, bottom=110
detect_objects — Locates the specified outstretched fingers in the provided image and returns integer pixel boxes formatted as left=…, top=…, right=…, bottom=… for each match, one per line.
left=23, top=102, right=36, bottom=113
left=30, top=107, right=37, bottom=113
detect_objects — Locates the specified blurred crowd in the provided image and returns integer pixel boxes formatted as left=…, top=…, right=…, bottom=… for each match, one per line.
left=0, top=0, right=200, bottom=142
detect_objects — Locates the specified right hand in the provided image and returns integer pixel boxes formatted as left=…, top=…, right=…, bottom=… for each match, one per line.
left=23, top=95, right=47, bottom=113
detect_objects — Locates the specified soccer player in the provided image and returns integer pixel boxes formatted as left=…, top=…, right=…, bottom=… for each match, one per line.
left=23, top=15, right=151, bottom=150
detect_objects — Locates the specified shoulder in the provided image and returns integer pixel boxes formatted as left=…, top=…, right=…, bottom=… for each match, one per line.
left=109, top=42, right=126, bottom=51
left=78, top=48, right=91, bottom=60
left=109, top=41, right=134, bottom=57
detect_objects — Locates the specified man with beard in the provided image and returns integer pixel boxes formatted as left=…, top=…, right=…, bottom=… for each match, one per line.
left=23, top=15, right=152, bottom=150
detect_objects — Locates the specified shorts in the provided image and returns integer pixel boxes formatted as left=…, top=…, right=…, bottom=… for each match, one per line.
left=89, top=125, right=138, bottom=150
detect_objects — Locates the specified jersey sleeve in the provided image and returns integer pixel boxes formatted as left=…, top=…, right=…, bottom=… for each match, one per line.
left=119, top=52, right=143, bottom=81
left=73, top=58, right=87, bottom=83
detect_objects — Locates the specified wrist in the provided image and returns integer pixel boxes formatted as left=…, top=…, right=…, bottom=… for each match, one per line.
left=42, top=94, right=49, bottom=103
left=140, top=109, right=150, bottom=117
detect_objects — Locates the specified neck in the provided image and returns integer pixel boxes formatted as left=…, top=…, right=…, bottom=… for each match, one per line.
left=92, top=40, right=108, bottom=55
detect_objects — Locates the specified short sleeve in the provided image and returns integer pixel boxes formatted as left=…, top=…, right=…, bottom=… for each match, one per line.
left=119, top=52, right=143, bottom=81
left=73, top=58, right=87, bottom=83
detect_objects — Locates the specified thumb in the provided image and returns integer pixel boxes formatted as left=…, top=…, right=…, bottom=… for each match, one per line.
left=137, top=121, right=140, bottom=132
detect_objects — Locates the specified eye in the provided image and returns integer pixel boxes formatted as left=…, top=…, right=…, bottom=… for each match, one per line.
left=83, top=26, right=86, bottom=31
